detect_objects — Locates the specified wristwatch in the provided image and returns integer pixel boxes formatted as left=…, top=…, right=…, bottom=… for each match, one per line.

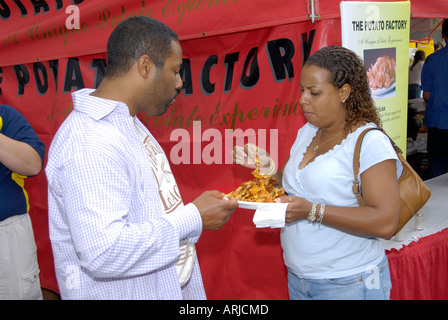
left=307, top=203, right=317, bottom=223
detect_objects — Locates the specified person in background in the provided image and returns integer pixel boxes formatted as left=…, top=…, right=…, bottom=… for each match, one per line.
left=0, top=105, right=45, bottom=300
left=408, top=50, right=425, bottom=99
left=434, top=41, right=444, bottom=51
left=421, top=19, right=448, bottom=179
left=234, top=46, right=402, bottom=300
left=46, top=17, right=238, bottom=300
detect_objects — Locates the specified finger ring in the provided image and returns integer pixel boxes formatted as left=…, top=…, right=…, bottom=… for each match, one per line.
left=288, top=196, right=291, bottom=202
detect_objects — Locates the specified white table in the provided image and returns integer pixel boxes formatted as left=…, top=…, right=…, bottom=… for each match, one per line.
left=408, top=97, right=426, bottom=113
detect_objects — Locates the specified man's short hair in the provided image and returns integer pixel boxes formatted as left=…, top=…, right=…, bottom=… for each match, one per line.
left=105, top=17, right=179, bottom=78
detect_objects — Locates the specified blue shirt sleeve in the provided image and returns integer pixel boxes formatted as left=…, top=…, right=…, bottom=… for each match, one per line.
left=0, top=105, right=45, bottom=220
left=419, top=47, right=448, bottom=129
left=0, top=105, right=45, bottom=167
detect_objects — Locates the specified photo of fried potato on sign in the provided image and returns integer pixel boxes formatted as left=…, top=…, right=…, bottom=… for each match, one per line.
left=364, top=48, right=397, bottom=100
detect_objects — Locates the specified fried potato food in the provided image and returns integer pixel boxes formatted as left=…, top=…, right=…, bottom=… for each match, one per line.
left=367, top=55, right=396, bottom=90
left=227, top=158, right=286, bottom=202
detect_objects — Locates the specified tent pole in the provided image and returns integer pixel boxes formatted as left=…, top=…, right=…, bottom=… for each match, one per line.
left=309, top=0, right=320, bottom=23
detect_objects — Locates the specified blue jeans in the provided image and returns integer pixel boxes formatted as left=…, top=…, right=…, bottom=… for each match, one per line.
left=287, top=256, right=392, bottom=300
left=408, top=84, right=422, bottom=99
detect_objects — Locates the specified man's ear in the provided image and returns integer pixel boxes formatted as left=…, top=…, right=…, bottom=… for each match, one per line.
left=339, top=83, right=351, bottom=103
left=136, top=55, right=153, bottom=79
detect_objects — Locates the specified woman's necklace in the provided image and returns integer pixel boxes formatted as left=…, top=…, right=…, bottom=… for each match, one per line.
left=314, top=129, right=343, bottom=151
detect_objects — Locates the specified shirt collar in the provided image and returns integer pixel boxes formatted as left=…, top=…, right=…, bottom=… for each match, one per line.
left=71, top=88, right=130, bottom=120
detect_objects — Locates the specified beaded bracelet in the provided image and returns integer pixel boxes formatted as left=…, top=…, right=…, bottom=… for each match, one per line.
left=308, top=203, right=326, bottom=227
left=317, top=204, right=326, bottom=228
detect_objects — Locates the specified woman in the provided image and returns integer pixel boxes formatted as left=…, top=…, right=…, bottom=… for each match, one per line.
left=408, top=50, right=425, bottom=99
left=234, top=46, right=402, bottom=300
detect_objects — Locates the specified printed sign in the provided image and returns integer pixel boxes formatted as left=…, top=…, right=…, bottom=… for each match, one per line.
left=341, top=1, right=411, bottom=152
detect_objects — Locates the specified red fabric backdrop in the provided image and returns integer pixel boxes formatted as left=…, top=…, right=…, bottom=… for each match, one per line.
left=386, top=229, right=448, bottom=300
left=0, top=0, right=446, bottom=299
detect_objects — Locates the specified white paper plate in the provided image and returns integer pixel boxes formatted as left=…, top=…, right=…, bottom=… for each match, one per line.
left=237, top=200, right=280, bottom=210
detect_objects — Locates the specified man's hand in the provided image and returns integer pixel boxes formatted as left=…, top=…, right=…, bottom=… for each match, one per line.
left=193, top=190, right=238, bottom=230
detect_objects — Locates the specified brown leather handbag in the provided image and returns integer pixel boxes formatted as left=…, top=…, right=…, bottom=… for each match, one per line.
left=352, top=128, right=431, bottom=234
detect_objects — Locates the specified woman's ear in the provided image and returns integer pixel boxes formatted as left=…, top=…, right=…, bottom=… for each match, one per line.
left=339, top=83, right=351, bottom=103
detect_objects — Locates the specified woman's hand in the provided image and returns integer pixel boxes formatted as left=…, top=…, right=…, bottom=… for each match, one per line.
left=232, top=143, right=276, bottom=175
left=275, top=195, right=313, bottom=224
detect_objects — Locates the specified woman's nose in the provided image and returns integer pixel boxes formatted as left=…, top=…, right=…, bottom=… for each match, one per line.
left=299, top=92, right=307, bottom=106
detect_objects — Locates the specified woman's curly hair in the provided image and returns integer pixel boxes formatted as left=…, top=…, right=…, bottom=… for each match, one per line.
left=305, top=45, right=382, bottom=132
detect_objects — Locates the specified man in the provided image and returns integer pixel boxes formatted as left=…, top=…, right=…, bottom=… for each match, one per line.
left=421, top=19, right=448, bottom=179
left=0, top=105, right=45, bottom=300
left=46, top=17, right=238, bottom=300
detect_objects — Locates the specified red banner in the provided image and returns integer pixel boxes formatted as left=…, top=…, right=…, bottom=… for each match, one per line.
left=1, top=0, right=444, bottom=67
left=0, top=0, right=313, bottom=67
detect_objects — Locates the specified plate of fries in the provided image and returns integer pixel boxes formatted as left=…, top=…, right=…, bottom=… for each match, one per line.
left=226, top=158, right=286, bottom=209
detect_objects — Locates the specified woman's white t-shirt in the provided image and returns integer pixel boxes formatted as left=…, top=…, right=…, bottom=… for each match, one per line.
left=408, top=61, right=424, bottom=86
left=281, top=122, right=403, bottom=279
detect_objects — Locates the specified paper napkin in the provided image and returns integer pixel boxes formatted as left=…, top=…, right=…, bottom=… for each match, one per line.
left=252, top=202, right=288, bottom=228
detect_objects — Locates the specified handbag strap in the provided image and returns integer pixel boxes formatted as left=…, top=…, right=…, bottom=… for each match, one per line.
left=353, top=127, right=402, bottom=206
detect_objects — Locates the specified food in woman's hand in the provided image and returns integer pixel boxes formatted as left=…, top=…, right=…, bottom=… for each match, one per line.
left=227, top=158, right=286, bottom=202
